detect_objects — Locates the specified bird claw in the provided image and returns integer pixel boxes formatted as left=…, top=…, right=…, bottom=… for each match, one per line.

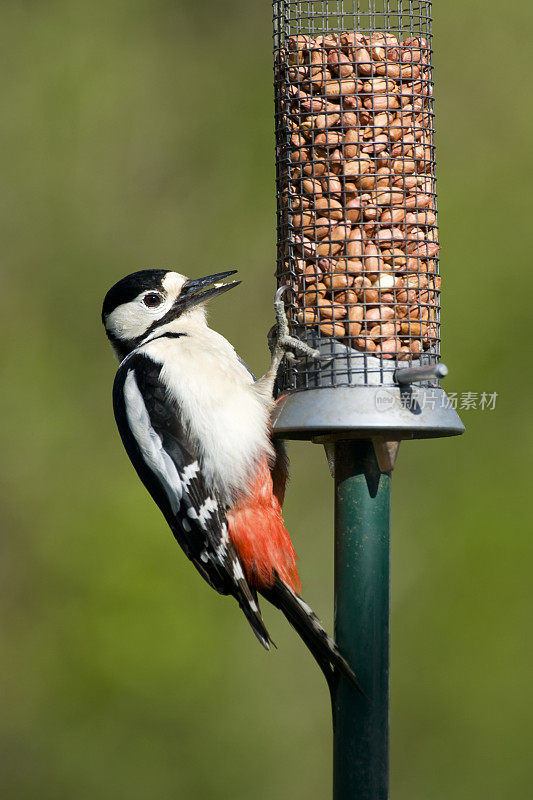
left=272, top=286, right=321, bottom=362
left=278, top=334, right=321, bottom=361
left=314, top=354, right=335, bottom=365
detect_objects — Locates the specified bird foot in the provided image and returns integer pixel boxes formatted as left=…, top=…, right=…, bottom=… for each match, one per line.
left=271, top=286, right=321, bottom=363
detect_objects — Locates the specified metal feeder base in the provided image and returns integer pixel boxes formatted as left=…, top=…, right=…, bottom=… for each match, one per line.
left=272, top=385, right=464, bottom=441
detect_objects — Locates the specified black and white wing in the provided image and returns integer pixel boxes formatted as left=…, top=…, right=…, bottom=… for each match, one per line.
left=112, top=352, right=271, bottom=648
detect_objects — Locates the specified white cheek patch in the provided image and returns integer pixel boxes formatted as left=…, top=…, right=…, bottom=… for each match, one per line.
left=106, top=290, right=176, bottom=342
left=106, top=298, right=151, bottom=341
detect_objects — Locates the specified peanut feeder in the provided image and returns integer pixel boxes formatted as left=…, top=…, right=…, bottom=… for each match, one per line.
left=271, top=3, right=464, bottom=798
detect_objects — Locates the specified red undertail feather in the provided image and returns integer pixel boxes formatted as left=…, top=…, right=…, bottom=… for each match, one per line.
left=227, top=457, right=301, bottom=594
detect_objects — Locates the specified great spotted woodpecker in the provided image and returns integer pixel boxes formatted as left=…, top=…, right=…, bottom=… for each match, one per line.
left=102, top=268, right=359, bottom=691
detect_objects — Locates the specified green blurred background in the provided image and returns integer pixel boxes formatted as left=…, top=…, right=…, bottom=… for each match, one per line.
left=1, top=1, right=531, bottom=798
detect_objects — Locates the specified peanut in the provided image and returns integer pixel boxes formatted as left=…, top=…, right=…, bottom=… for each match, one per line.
left=344, top=258, right=365, bottom=275
left=324, top=79, right=357, bottom=97
left=376, top=337, right=402, bottom=358
left=314, top=112, right=341, bottom=129
left=380, top=208, right=405, bottom=224
left=343, top=157, right=371, bottom=178
left=320, top=322, right=346, bottom=337
left=345, top=196, right=366, bottom=223
left=363, top=242, right=381, bottom=272
left=315, top=196, right=344, bottom=219
left=296, top=309, right=318, bottom=324
left=318, top=300, right=347, bottom=320
left=354, top=336, right=377, bottom=353
left=304, top=283, right=327, bottom=305
left=366, top=306, right=395, bottom=324
left=345, top=304, right=364, bottom=336
left=369, top=322, right=398, bottom=340
left=317, top=239, right=343, bottom=257
left=323, top=272, right=352, bottom=291
left=354, top=47, right=373, bottom=76
left=336, top=289, right=359, bottom=305
left=314, top=131, right=342, bottom=148
left=328, top=49, right=355, bottom=78
left=314, top=217, right=334, bottom=239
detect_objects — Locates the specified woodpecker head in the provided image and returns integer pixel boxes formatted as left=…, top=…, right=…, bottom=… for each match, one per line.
left=102, top=268, right=240, bottom=359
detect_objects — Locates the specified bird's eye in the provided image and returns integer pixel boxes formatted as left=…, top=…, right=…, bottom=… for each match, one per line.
left=143, top=293, right=163, bottom=308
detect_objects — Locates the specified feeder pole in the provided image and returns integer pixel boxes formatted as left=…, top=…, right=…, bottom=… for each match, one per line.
left=333, top=439, right=391, bottom=800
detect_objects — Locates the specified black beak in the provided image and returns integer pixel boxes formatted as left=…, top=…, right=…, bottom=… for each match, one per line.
left=176, top=270, right=240, bottom=312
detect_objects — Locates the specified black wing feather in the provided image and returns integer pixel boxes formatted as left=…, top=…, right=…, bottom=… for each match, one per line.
left=112, top=353, right=271, bottom=648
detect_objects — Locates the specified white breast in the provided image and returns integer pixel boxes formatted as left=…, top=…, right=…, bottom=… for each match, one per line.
left=142, top=327, right=274, bottom=505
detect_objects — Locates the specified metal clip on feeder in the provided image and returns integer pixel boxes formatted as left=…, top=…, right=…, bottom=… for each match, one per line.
left=271, top=2, right=464, bottom=798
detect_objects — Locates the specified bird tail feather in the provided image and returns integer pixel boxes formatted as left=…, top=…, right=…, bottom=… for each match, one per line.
left=235, top=587, right=274, bottom=650
left=263, top=575, right=362, bottom=694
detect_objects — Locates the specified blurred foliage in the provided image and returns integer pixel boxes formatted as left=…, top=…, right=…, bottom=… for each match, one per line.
left=1, top=1, right=532, bottom=798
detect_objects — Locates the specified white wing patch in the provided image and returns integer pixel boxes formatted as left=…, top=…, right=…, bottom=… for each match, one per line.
left=215, top=524, right=229, bottom=560
left=181, top=461, right=200, bottom=486
left=123, top=369, right=183, bottom=513
left=197, top=497, right=218, bottom=524
left=232, top=558, right=245, bottom=581
left=185, top=496, right=218, bottom=529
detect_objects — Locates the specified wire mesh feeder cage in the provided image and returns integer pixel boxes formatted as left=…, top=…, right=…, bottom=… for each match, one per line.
left=272, top=0, right=464, bottom=441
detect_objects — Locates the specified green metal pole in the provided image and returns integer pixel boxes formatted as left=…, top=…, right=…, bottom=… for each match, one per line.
left=332, top=439, right=391, bottom=800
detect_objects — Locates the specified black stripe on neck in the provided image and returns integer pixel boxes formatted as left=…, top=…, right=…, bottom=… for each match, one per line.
left=108, top=330, right=187, bottom=361
left=146, top=332, right=188, bottom=344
